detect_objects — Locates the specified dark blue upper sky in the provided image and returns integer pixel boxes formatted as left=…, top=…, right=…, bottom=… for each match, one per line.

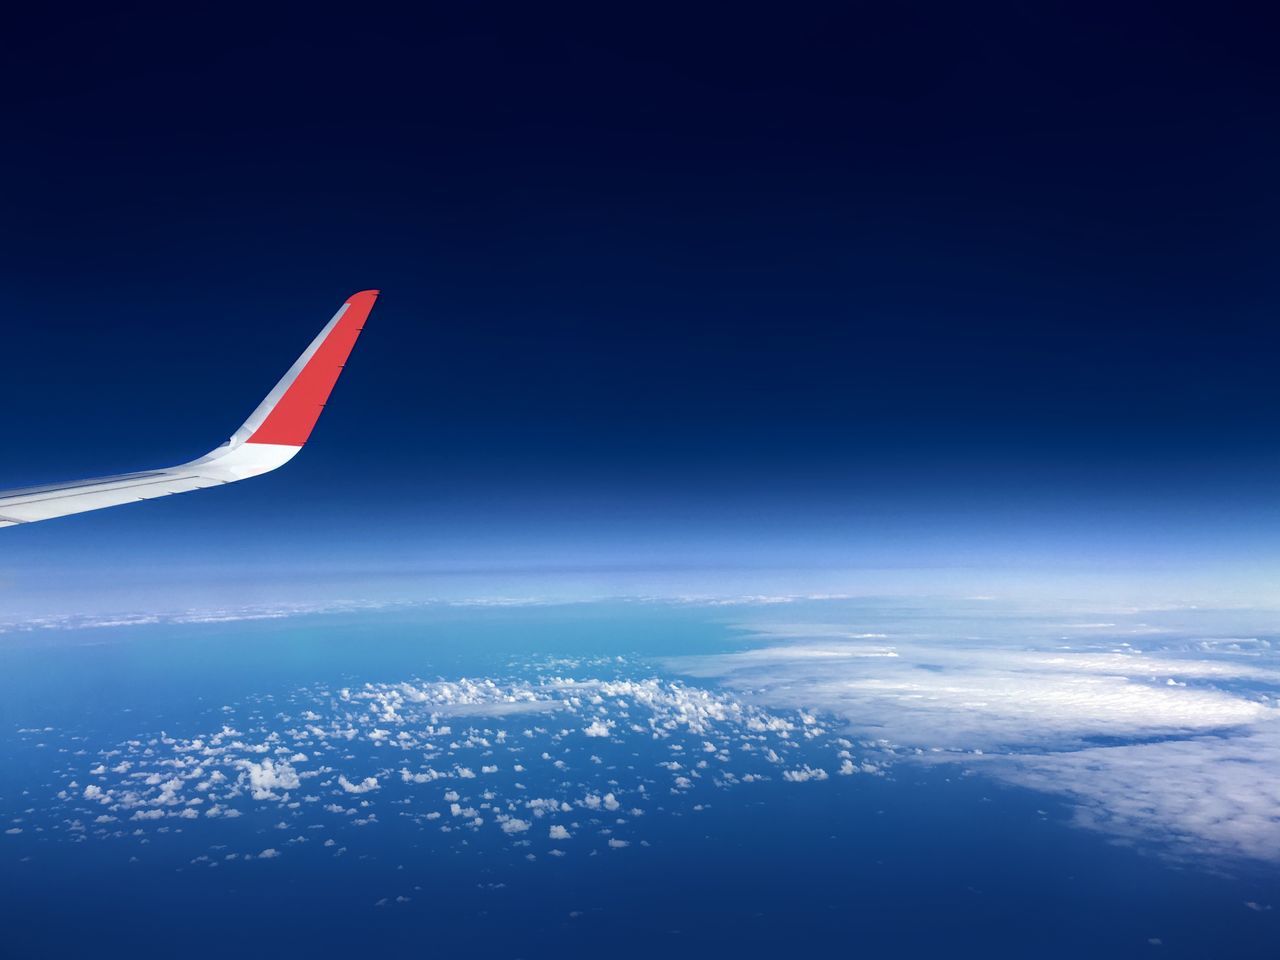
left=3, top=3, right=1280, bottom=609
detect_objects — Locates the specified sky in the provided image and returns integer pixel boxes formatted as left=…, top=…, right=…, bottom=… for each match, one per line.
left=3, top=3, right=1280, bottom=613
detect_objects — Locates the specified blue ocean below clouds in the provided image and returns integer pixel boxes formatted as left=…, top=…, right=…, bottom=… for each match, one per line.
left=2, top=600, right=1277, bottom=958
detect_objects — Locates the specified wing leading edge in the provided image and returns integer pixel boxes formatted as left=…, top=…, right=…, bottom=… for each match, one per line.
left=0, top=290, right=378, bottom=528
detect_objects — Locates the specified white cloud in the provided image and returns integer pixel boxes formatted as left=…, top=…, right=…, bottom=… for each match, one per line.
left=983, top=726, right=1280, bottom=863
left=18, top=664, right=841, bottom=873
left=678, top=641, right=1269, bottom=750
left=237, top=758, right=300, bottom=800
left=337, top=774, right=379, bottom=794
left=782, top=765, right=828, bottom=782
left=673, top=617, right=1280, bottom=861
left=583, top=719, right=612, bottom=738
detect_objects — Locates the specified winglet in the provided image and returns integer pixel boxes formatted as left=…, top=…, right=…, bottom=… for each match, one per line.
left=232, top=290, right=378, bottom=448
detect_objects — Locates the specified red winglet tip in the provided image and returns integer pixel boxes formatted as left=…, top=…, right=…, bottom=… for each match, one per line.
left=245, top=292, right=377, bottom=447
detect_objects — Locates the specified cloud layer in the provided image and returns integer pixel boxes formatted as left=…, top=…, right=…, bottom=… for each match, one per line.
left=3, top=665, right=867, bottom=902
left=672, top=618, right=1280, bottom=862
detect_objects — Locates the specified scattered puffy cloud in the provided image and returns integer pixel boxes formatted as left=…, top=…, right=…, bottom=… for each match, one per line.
left=583, top=720, right=612, bottom=738
left=5, top=663, right=861, bottom=872
left=782, top=765, right=828, bottom=782
left=337, top=775, right=379, bottom=794
left=237, top=759, right=300, bottom=800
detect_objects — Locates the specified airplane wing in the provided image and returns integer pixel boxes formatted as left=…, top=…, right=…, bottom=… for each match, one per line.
left=0, top=290, right=379, bottom=528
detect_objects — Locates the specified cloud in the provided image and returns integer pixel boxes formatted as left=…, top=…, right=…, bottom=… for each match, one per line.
left=983, top=726, right=1280, bottom=862
left=671, top=617, right=1280, bottom=862
left=677, top=640, right=1269, bottom=750
left=782, top=765, right=828, bottom=782
left=237, top=758, right=300, bottom=800
left=19, top=664, right=849, bottom=876
left=337, top=774, right=379, bottom=794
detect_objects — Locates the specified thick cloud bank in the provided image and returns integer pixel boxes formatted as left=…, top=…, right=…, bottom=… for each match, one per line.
left=672, top=618, right=1280, bottom=862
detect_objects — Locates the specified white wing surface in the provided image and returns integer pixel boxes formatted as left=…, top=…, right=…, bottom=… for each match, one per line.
left=0, top=290, right=378, bottom=528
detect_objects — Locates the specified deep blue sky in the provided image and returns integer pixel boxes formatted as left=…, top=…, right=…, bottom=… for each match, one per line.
left=3, top=3, right=1280, bottom=611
